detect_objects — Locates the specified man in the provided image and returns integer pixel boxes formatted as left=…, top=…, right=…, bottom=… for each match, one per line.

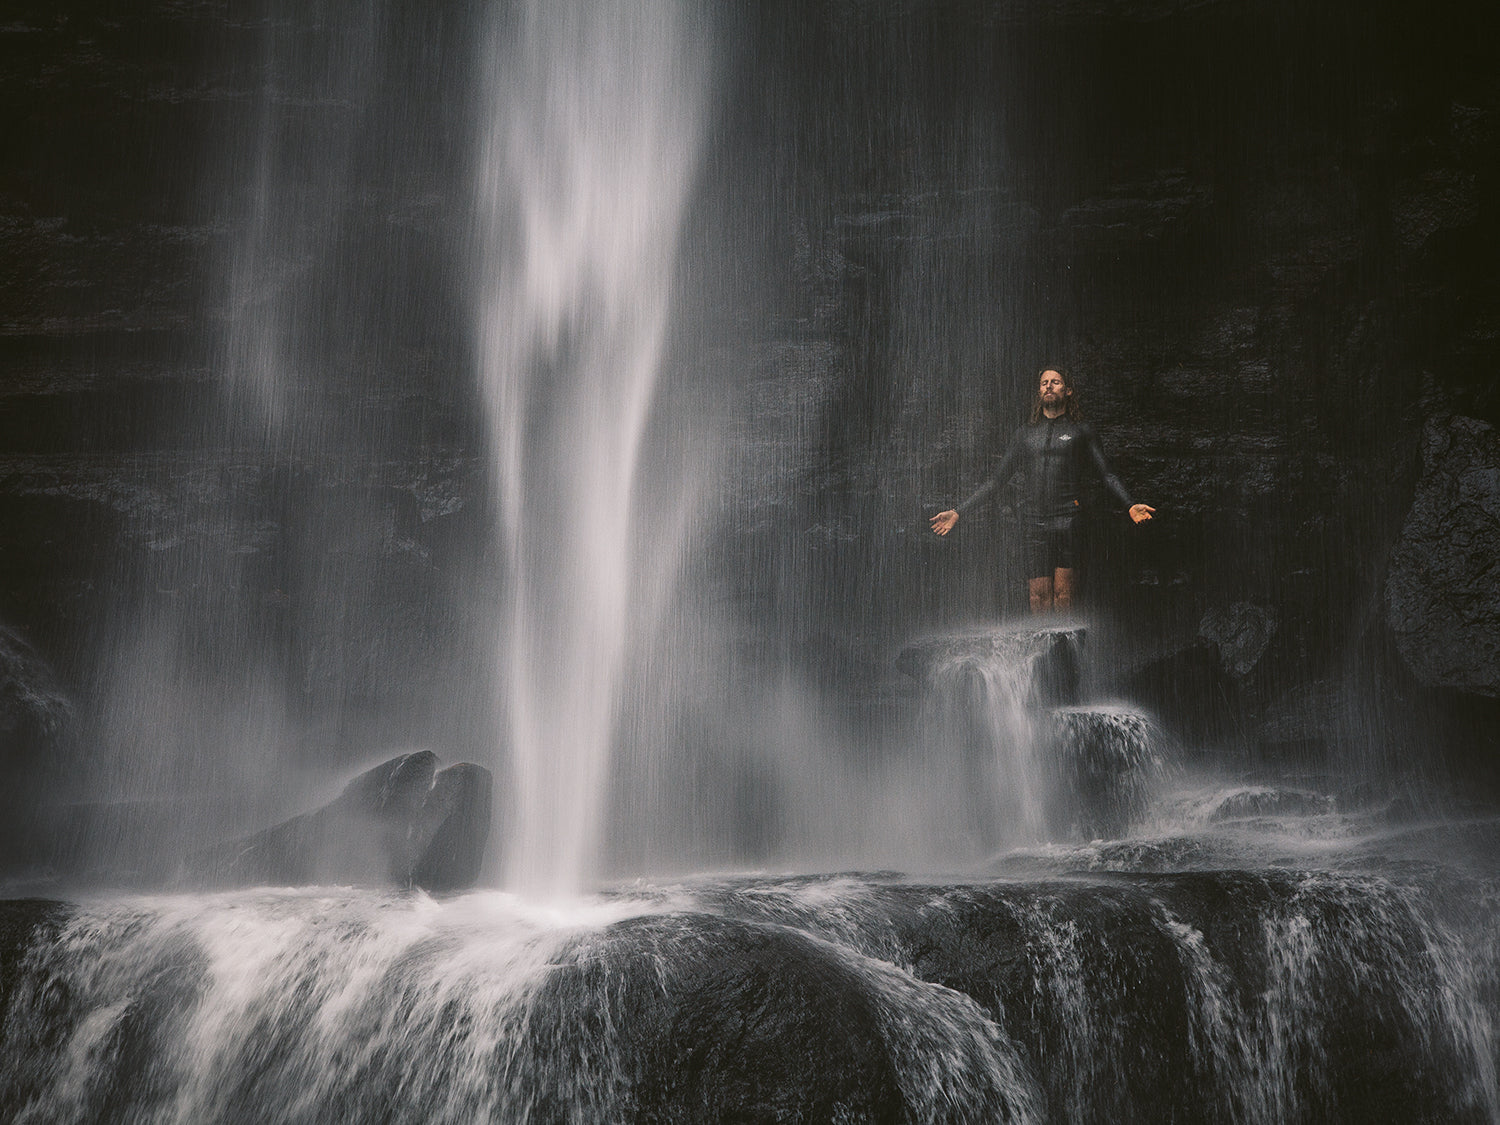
left=930, top=368, right=1154, bottom=613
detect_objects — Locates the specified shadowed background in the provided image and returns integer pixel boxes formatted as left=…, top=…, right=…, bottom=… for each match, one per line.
left=1, top=0, right=1496, bottom=879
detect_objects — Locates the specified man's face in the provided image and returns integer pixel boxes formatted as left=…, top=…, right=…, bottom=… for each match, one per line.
left=1038, top=370, right=1070, bottom=408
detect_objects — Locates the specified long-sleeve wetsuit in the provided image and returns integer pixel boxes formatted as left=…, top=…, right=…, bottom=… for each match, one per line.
left=955, top=415, right=1134, bottom=574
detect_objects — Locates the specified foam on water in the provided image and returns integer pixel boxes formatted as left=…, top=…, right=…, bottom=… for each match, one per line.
left=4, top=859, right=1496, bottom=1123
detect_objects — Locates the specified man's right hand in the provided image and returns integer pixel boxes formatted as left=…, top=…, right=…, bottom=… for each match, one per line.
left=930, top=509, right=959, bottom=536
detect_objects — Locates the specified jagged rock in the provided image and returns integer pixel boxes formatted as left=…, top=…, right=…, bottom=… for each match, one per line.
left=1385, top=415, right=1500, bottom=698
left=1198, top=602, right=1278, bottom=680
left=601, top=915, right=910, bottom=1123
left=411, top=763, right=494, bottom=892
left=196, top=751, right=492, bottom=891
left=3, top=867, right=1495, bottom=1124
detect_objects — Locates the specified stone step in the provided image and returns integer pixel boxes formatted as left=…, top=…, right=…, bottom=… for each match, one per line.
left=898, top=622, right=1086, bottom=709
left=1042, top=707, right=1167, bottom=840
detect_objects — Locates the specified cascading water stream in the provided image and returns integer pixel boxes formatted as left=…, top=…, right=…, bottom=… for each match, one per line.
left=3, top=865, right=1495, bottom=1123
left=473, top=0, right=711, bottom=896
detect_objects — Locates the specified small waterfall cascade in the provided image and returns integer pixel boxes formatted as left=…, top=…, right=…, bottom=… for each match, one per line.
left=472, top=0, right=711, bottom=895
left=2, top=867, right=1494, bottom=1124
left=900, top=622, right=1168, bottom=850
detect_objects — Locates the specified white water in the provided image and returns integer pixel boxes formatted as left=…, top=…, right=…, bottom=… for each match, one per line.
left=473, top=0, right=711, bottom=895
left=5, top=867, right=1494, bottom=1124
left=916, top=626, right=1150, bottom=849
left=921, top=633, right=1048, bottom=849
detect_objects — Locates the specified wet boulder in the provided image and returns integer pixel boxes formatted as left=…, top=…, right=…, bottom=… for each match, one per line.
left=606, top=914, right=908, bottom=1123
left=197, top=751, right=492, bottom=891
left=1043, top=707, right=1167, bottom=839
left=1198, top=602, right=1278, bottom=681
left=1385, top=415, right=1500, bottom=697
left=1201, top=785, right=1335, bottom=822
left=410, top=762, right=494, bottom=892
left=893, top=871, right=1493, bottom=1125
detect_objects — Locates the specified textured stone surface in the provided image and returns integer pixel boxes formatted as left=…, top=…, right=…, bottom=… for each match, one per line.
left=1044, top=707, right=1165, bottom=838
left=197, top=751, right=493, bottom=891
left=0, top=0, right=1497, bottom=789
left=0, top=624, right=70, bottom=766
left=1385, top=416, right=1500, bottom=697
left=1199, top=602, right=1279, bottom=680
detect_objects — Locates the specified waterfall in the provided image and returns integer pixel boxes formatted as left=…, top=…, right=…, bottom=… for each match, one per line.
left=472, top=0, right=712, bottom=895
left=4, top=868, right=1494, bottom=1123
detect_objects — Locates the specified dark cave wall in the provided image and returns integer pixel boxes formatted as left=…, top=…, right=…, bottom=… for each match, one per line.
left=0, top=0, right=1497, bottom=789
left=699, top=0, right=1500, bottom=759
left=0, top=0, right=491, bottom=785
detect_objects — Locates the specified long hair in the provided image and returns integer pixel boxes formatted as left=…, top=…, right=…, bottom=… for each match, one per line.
left=1028, top=367, right=1084, bottom=424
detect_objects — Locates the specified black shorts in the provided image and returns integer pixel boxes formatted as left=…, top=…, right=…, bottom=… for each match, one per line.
left=1023, top=519, right=1078, bottom=577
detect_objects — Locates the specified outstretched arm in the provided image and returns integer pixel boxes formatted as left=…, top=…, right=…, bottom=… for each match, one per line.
left=1083, top=426, right=1154, bottom=523
left=931, top=432, right=1023, bottom=535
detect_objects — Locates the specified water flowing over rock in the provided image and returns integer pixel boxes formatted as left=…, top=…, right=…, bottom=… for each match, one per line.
left=905, top=625, right=1167, bottom=847
left=898, top=625, right=1085, bottom=708
left=1042, top=707, right=1166, bottom=839
left=193, top=752, right=492, bottom=891
left=1385, top=415, right=1500, bottom=698
left=1, top=1, right=1498, bottom=1120
left=0, top=867, right=1493, bottom=1123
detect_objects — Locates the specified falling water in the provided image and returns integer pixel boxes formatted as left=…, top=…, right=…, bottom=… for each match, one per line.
left=4, top=866, right=1494, bottom=1123
left=6, top=2, right=1500, bottom=1119
left=922, top=638, right=1049, bottom=847
left=472, top=0, right=712, bottom=895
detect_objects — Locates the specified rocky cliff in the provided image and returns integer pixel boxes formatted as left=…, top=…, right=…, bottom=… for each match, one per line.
left=2, top=0, right=1497, bottom=830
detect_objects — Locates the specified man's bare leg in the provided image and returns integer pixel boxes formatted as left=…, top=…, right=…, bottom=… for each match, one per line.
left=1028, top=576, right=1053, bottom=614
left=1052, top=568, right=1075, bottom=611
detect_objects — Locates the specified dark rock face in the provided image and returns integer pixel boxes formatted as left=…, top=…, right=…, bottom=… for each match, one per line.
left=197, top=751, right=492, bottom=891
left=1123, top=640, right=1241, bottom=746
left=1, top=0, right=1498, bottom=827
left=596, top=915, right=911, bottom=1124
left=895, top=872, right=1492, bottom=1124
left=1199, top=602, right=1278, bottom=681
left=411, top=762, right=495, bottom=893
left=1385, top=415, right=1500, bottom=698
left=0, top=624, right=73, bottom=869
left=0, top=623, right=71, bottom=768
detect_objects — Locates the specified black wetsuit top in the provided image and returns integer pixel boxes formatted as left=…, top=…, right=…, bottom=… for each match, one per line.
left=956, top=415, right=1133, bottom=530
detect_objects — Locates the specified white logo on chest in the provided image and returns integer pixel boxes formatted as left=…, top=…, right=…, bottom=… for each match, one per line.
left=1058, top=434, right=1073, bottom=442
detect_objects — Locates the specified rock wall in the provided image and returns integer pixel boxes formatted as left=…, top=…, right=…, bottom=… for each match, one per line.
left=1, top=0, right=1497, bottom=797
left=1386, top=415, right=1500, bottom=697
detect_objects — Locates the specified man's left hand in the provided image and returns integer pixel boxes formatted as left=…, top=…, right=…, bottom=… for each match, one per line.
left=1129, top=504, right=1155, bottom=524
